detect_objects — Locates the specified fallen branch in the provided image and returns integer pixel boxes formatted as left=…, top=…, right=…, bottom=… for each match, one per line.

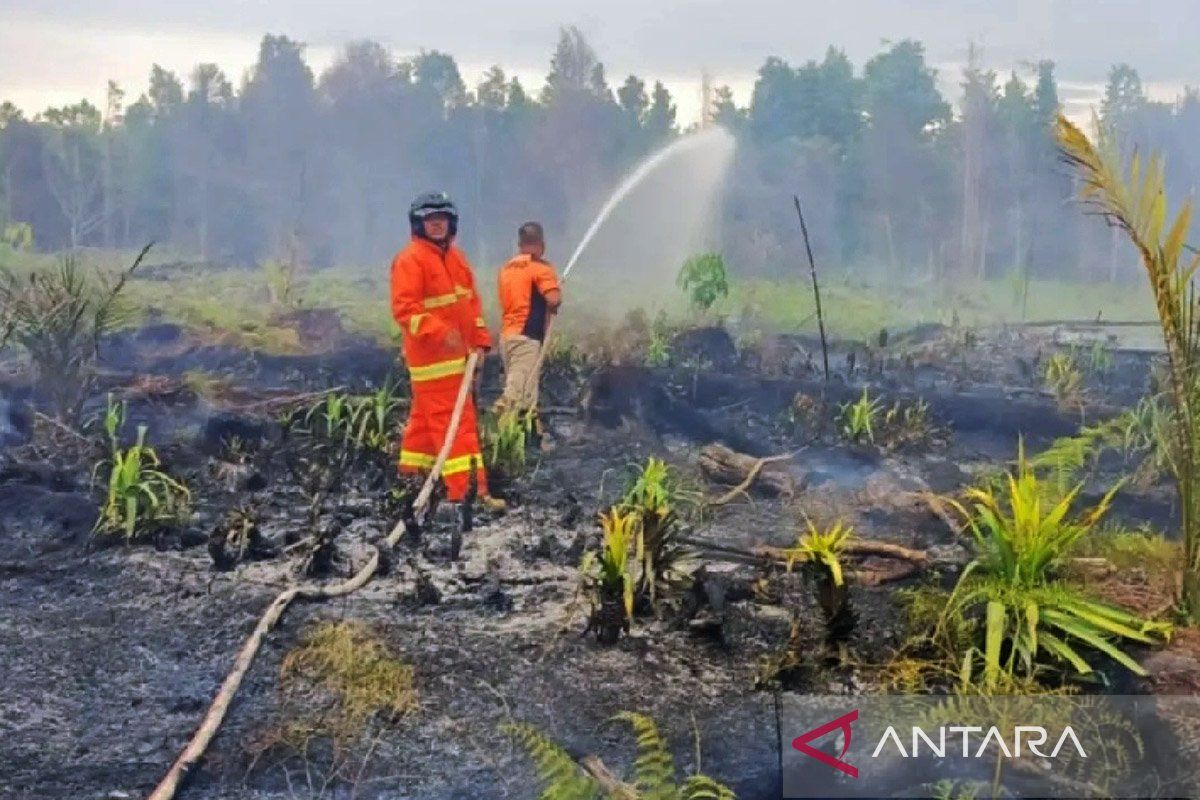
left=33, top=411, right=90, bottom=443
left=698, top=443, right=797, bottom=498
left=148, top=352, right=480, bottom=800
left=680, top=535, right=927, bottom=566
left=758, top=542, right=926, bottom=566
left=921, top=492, right=965, bottom=537
left=706, top=450, right=798, bottom=506
left=235, top=385, right=348, bottom=412
left=577, top=754, right=638, bottom=799
left=846, top=559, right=922, bottom=586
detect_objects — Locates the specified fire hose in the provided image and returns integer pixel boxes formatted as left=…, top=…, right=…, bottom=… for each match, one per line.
left=148, top=351, right=481, bottom=800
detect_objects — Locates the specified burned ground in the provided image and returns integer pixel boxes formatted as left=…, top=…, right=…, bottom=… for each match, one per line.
left=0, top=319, right=1188, bottom=799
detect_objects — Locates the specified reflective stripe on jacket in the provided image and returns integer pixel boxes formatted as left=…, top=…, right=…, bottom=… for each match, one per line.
left=390, top=236, right=492, bottom=383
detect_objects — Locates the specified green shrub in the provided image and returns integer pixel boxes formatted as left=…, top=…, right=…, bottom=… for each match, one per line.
left=942, top=445, right=1171, bottom=688
left=677, top=252, right=729, bottom=313
left=580, top=507, right=638, bottom=643
left=840, top=388, right=882, bottom=443
left=0, top=246, right=148, bottom=421
left=93, top=423, right=191, bottom=539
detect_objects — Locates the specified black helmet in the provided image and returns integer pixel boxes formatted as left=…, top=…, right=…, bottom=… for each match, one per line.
left=409, top=191, right=458, bottom=238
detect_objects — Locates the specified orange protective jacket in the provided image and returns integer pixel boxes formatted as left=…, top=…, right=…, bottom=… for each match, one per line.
left=497, top=253, right=561, bottom=341
left=391, top=236, right=492, bottom=378
left=390, top=236, right=492, bottom=499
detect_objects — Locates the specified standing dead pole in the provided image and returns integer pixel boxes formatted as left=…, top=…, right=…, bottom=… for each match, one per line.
left=793, top=195, right=830, bottom=382
left=148, top=352, right=481, bottom=800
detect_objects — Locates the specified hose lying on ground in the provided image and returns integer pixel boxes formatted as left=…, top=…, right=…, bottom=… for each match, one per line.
left=148, top=351, right=481, bottom=800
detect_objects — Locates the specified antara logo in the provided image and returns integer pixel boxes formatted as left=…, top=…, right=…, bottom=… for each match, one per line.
left=792, top=711, right=1088, bottom=778
left=792, top=710, right=860, bottom=778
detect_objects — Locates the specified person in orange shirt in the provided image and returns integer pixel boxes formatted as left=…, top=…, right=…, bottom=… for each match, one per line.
left=390, top=191, right=500, bottom=508
left=495, top=221, right=562, bottom=415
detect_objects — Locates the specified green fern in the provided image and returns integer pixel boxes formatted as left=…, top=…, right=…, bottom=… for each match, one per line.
left=618, top=713, right=676, bottom=800
left=503, top=722, right=601, bottom=800
left=506, top=714, right=738, bottom=800
left=678, top=776, right=736, bottom=800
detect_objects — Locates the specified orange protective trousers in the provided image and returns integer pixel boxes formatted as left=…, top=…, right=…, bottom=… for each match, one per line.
left=398, top=373, right=487, bottom=501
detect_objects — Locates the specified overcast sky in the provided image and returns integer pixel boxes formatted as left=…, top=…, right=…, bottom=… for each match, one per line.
left=3, top=1, right=1198, bottom=124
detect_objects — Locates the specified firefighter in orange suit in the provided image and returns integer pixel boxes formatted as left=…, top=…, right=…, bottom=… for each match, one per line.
left=390, top=191, right=499, bottom=507
left=495, top=221, right=562, bottom=414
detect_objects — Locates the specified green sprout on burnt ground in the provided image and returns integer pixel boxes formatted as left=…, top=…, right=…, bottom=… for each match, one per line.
left=837, top=389, right=939, bottom=450
left=783, top=519, right=853, bottom=589
left=879, top=397, right=938, bottom=450
left=543, top=331, right=589, bottom=381
left=646, top=325, right=672, bottom=368
left=620, top=457, right=697, bottom=605
left=0, top=244, right=150, bottom=422
left=483, top=408, right=533, bottom=479
left=299, top=379, right=405, bottom=454
left=1069, top=339, right=1114, bottom=378
left=678, top=252, right=730, bottom=315
left=93, top=417, right=191, bottom=540
left=782, top=518, right=857, bottom=649
left=1042, top=351, right=1085, bottom=411
left=580, top=507, right=637, bottom=645
left=353, top=378, right=406, bottom=451
left=248, top=620, right=417, bottom=762
left=940, top=444, right=1171, bottom=689
left=505, top=712, right=735, bottom=800
left=839, top=388, right=883, bottom=443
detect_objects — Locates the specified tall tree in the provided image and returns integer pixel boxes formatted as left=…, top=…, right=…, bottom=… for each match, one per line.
left=958, top=44, right=999, bottom=279
left=863, top=40, right=950, bottom=137
left=1101, top=63, right=1147, bottom=138
left=617, top=75, right=648, bottom=126
left=414, top=50, right=468, bottom=112
left=543, top=26, right=603, bottom=103
left=507, top=77, right=532, bottom=111
left=996, top=71, right=1039, bottom=278
left=476, top=66, right=508, bottom=111
left=319, top=40, right=419, bottom=263
left=40, top=101, right=104, bottom=248
left=797, top=47, right=863, bottom=145
left=1032, top=60, right=1059, bottom=130
left=644, top=81, right=676, bottom=144
left=749, top=56, right=800, bottom=141
left=711, top=85, right=743, bottom=129
left=241, top=34, right=317, bottom=261
left=148, top=65, right=184, bottom=116
left=861, top=40, right=952, bottom=276
left=100, top=81, right=125, bottom=247
left=178, top=64, right=234, bottom=259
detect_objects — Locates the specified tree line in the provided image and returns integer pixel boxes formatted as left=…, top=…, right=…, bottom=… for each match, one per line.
left=1, top=27, right=1197, bottom=284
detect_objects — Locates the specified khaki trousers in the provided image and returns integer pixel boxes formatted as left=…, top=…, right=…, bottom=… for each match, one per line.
left=498, top=334, right=543, bottom=412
